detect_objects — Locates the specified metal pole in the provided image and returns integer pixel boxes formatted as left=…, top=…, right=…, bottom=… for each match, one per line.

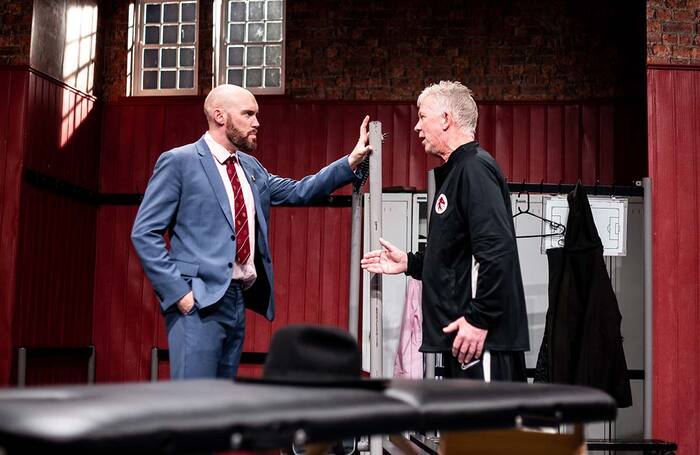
left=87, top=345, right=96, bottom=384
left=368, top=121, right=383, bottom=455
left=424, top=170, right=436, bottom=380
left=17, top=347, right=26, bottom=388
left=151, top=347, right=159, bottom=382
left=348, top=192, right=363, bottom=340
left=643, top=177, right=653, bottom=438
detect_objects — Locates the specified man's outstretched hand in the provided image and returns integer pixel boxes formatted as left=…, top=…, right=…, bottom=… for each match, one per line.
left=360, top=238, right=408, bottom=275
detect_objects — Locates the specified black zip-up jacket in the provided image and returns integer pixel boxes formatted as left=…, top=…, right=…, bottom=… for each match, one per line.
left=406, top=141, right=530, bottom=352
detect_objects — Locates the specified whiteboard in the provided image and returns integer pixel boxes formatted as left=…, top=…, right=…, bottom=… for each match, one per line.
left=540, top=196, right=629, bottom=256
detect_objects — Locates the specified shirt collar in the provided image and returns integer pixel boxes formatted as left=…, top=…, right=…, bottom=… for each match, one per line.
left=204, top=132, right=238, bottom=165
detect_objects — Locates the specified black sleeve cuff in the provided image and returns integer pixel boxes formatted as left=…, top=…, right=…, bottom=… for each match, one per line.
left=406, top=252, right=423, bottom=280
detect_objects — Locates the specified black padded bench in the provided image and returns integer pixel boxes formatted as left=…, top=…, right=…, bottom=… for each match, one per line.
left=0, top=378, right=616, bottom=454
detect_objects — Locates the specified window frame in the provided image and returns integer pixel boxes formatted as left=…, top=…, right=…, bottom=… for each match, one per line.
left=215, top=0, right=286, bottom=95
left=131, top=0, right=199, bottom=96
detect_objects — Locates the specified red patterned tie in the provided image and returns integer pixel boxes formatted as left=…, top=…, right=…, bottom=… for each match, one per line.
left=226, top=156, right=250, bottom=264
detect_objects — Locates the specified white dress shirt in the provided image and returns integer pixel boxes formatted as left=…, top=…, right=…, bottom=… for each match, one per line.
left=204, top=132, right=257, bottom=288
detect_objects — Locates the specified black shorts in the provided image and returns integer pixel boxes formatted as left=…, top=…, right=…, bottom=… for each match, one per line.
left=442, top=350, right=527, bottom=382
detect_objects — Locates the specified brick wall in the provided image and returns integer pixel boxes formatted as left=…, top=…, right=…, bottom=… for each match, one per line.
left=285, top=0, right=646, bottom=101
left=99, top=0, right=646, bottom=102
left=99, top=1, right=129, bottom=100
left=0, top=0, right=32, bottom=66
left=647, top=0, right=700, bottom=65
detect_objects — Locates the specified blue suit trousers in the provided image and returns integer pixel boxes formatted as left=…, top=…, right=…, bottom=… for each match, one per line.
left=164, top=281, right=246, bottom=379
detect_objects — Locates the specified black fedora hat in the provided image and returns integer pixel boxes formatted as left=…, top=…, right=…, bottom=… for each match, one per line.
left=238, top=324, right=387, bottom=389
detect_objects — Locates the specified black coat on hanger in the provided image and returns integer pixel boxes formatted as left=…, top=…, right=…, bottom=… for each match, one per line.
left=535, top=182, right=632, bottom=408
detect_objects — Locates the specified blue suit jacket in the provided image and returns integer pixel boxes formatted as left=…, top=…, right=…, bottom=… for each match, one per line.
left=131, top=136, right=359, bottom=320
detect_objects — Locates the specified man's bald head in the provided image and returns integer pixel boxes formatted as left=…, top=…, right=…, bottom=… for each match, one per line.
left=204, top=84, right=260, bottom=154
left=204, top=84, right=255, bottom=124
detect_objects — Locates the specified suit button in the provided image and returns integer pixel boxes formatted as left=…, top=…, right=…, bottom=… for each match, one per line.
left=231, top=235, right=235, bottom=240
left=227, top=262, right=233, bottom=268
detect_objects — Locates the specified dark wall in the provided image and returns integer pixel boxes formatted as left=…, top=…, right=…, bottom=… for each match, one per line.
left=0, top=0, right=32, bottom=65
left=285, top=0, right=646, bottom=101
left=100, top=0, right=646, bottom=102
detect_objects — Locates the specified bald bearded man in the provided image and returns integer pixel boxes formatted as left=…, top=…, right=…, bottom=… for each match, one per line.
left=132, top=85, right=371, bottom=379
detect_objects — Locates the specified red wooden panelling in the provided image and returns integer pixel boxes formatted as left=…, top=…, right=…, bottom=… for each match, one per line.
left=11, top=70, right=100, bottom=385
left=24, top=72, right=100, bottom=190
left=0, top=68, right=28, bottom=384
left=100, top=98, right=642, bottom=193
left=13, top=184, right=97, bottom=385
left=648, top=67, right=700, bottom=454
left=94, top=97, right=645, bottom=382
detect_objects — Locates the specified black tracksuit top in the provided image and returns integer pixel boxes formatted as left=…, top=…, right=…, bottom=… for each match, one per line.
left=406, top=141, right=530, bottom=353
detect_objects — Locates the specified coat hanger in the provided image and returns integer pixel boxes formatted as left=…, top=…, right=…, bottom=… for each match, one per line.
left=513, top=188, right=566, bottom=242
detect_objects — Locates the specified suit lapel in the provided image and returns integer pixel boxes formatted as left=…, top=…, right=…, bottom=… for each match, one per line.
left=196, top=138, right=234, bottom=230
left=237, top=153, right=265, bottom=228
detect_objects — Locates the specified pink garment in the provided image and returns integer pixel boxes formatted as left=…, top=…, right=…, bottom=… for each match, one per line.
left=394, top=277, right=423, bottom=379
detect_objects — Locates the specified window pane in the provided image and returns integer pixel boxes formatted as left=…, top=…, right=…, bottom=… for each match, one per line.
left=162, top=25, right=178, bottom=43
left=161, top=70, right=176, bottom=88
left=246, top=68, right=262, bottom=87
left=228, top=68, right=243, bottom=86
left=266, top=22, right=282, bottom=41
left=265, top=45, right=281, bottom=66
left=229, top=23, right=244, bottom=43
left=247, top=23, right=264, bottom=42
left=145, top=4, right=161, bottom=23
left=229, top=2, right=245, bottom=21
left=161, top=48, right=177, bottom=67
left=144, top=25, right=160, bottom=44
left=179, top=70, right=194, bottom=88
left=180, top=47, right=195, bottom=67
left=143, top=70, right=158, bottom=89
left=248, top=2, right=264, bottom=21
left=267, top=1, right=283, bottom=20
left=163, top=3, right=179, bottom=22
left=181, top=2, right=196, bottom=21
left=181, top=24, right=195, bottom=43
left=219, top=0, right=285, bottom=92
left=246, top=46, right=263, bottom=66
left=265, top=67, right=281, bottom=87
left=143, top=48, right=159, bottom=68
left=228, top=46, right=244, bottom=66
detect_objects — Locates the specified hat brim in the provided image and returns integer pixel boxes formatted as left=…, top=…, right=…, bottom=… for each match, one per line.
left=235, top=376, right=389, bottom=391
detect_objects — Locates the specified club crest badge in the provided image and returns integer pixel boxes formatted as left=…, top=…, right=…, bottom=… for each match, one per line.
left=435, top=194, right=448, bottom=214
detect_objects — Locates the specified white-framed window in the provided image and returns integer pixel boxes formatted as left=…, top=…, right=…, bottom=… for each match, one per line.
left=130, top=1, right=198, bottom=96
left=215, top=0, right=285, bottom=94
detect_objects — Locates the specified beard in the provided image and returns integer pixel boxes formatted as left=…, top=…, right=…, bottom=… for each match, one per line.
left=225, top=116, right=257, bottom=153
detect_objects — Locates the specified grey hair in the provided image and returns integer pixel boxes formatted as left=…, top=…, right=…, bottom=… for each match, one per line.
left=417, top=81, right=478, bottom=134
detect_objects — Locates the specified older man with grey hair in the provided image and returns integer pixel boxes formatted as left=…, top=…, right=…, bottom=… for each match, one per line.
left=362, top=81, right=529, bottom=382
